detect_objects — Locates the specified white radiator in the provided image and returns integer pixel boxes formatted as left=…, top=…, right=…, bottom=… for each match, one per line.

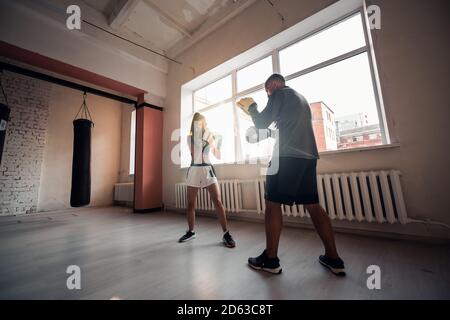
left=175, top=170, right=408, bottom=224
left=114, top=182, right=134, bottom=202
left=175, top=180, right=242, bottom=213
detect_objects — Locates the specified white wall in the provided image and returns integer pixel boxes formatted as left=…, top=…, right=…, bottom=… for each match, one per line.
left=38, top=84, right=123, bottom=212
left=161, top=0, right=450, bottom=239
left=0, top=0, right=167, bottom=101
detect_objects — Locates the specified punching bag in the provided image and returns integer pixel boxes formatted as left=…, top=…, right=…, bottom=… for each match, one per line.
left=0, top=102, right=10, bottom=166
left=70, top=93, right=93, bottom=207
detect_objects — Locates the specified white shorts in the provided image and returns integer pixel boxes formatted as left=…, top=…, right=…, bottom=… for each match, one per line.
left=186, top=165, right=218, bottom=188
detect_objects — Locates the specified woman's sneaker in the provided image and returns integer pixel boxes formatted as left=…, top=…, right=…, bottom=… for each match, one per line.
left=222, top=231, right=236, bottom=248
left=248, top=250, right=282, bottom=274
left=319, top=255, right=346, bottom=276
left=178, top=230, right=196, bottom=243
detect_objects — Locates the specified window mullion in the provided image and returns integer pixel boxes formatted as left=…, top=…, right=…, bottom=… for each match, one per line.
left=231, top=70, right=242, bottom=163
left=272, top=49, right=280, bottom=74
left=284, top=46, right=368, bottom=82
left=236, top=84, right=266, bottom=98
left=361, top=5, right=390, bottom=145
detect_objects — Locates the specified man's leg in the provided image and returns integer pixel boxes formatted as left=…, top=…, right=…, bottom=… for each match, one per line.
left=304, top=203, right=339, bottom=259
left=248, top=159, right=283, bottom=273
left=248, top=199, right=283, bottom=274
left=265, top=200, right=283, bottom=258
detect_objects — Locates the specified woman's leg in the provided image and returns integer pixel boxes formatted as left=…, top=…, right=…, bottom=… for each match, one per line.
left=206, top=183, right=228, bottom=232
left=187, top=186, right=199, bottom=231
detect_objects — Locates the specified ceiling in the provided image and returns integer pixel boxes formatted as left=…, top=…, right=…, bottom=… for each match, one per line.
left=84, top=0, right=115, bottom=13
left=81, top=0, right=253, bottom=56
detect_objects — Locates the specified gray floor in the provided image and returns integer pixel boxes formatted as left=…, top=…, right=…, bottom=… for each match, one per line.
left=0, top=206, right=449, bottom=300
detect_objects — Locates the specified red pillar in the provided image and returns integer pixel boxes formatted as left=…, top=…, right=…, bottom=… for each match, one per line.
left=134, top=95, right=163, bottom=213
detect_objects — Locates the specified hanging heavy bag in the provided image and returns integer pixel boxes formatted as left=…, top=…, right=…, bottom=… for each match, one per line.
left=70, top=92, right=94, bottom=207
left=0, top=73, right=10, bottom=166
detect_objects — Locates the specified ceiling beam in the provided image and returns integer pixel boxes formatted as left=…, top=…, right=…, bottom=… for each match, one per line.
left=167, top=0, right=258, bottom=58
left=142, top=0, right=193, bottom=38
left=108, top=0, right=140, bottom=29
left=27, top=0, right=169, bottom=72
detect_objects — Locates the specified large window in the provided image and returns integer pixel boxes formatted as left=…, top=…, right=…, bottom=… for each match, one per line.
left=237, top=56, right=273, bottom=92
left=201, top=103, right=236, bottom=164
left=280, top=12, right=385, bottom=152
left=183, top=9, right=388, bottom=167
left=194, top=75, right=232, bottom=111
left=236, top=89, right=275, bottom=161
left=188, top=57, right=275, bottom=165
left=279, top=14, right=366, bottom=74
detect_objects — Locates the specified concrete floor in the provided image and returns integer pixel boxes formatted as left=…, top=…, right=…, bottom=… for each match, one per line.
left=0, top=206, right=449, bottom=300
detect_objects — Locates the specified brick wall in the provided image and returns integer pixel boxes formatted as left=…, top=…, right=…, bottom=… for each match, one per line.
left=310, top=102, right=327, bottom=152
left=0, top=71, right=51, bottom=215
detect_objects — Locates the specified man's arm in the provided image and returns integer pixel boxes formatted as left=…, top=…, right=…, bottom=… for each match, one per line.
left=248, top=90, right=282, bottom=129
left=245, top=126, right=276, bottom=143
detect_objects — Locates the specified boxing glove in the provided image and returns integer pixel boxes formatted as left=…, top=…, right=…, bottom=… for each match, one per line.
left=202, top=128, right=212, bottom=143
left=213, top=132, right=223, bottom=150
left=202, top=129, right=222, bottom=149
left=245, top=126, right=273, bottom=144
left=237, top=97, right=256, bottom=115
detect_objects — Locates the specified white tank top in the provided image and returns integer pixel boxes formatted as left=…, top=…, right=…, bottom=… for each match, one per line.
left=187, top=132, right=211, bottom=165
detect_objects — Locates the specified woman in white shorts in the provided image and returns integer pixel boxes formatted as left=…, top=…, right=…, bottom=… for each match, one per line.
left=178, top=112, right=236, bottom=248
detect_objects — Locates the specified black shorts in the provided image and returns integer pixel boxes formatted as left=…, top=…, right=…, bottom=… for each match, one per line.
left=265, top=157, right=319, bottom=206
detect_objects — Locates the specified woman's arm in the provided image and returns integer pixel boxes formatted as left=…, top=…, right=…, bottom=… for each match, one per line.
left=207, top=134, right=221, bottom=160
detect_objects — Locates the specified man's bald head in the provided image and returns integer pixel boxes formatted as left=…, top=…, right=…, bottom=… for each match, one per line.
left=265, top=74, right=285, bottom=96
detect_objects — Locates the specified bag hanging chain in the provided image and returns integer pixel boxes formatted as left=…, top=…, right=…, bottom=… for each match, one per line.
left=74, top=91, right=94, bottom=125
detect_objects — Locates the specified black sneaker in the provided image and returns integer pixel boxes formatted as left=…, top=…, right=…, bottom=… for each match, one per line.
left=319, top=255, right=346, bottom=276
left=248, top=250, right=282, bottom=274
left=222, top=231, right=236, bottom=248
left=178, top=230, right=196, bottom=243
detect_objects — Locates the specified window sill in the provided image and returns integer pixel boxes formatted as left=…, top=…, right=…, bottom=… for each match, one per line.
left=179, top=144, right=400, bottom=169
left=319, top=143, right=400, bottom=156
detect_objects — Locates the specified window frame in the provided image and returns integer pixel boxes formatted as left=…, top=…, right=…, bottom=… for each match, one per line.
left=279, top=8, right=389, bottom=145
left=192, top=74, right=233, bottom=113
left=235, top=53, right=274, bottom=94
left=129, top=109, right=136, bottom=175
left=185, top=7, right=390, bottom=167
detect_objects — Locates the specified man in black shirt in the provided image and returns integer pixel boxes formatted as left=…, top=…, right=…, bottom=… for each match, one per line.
left=237, top=74, right=345, bottom=276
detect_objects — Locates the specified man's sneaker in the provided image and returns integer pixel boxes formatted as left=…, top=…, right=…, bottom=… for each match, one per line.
left=248, top=250, right=282, bottom=274
left=222, top=231, right=236, bottom=248
left=178, top=230, right=196, bottom=243
left=319, top=255, right=346, bottom=276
